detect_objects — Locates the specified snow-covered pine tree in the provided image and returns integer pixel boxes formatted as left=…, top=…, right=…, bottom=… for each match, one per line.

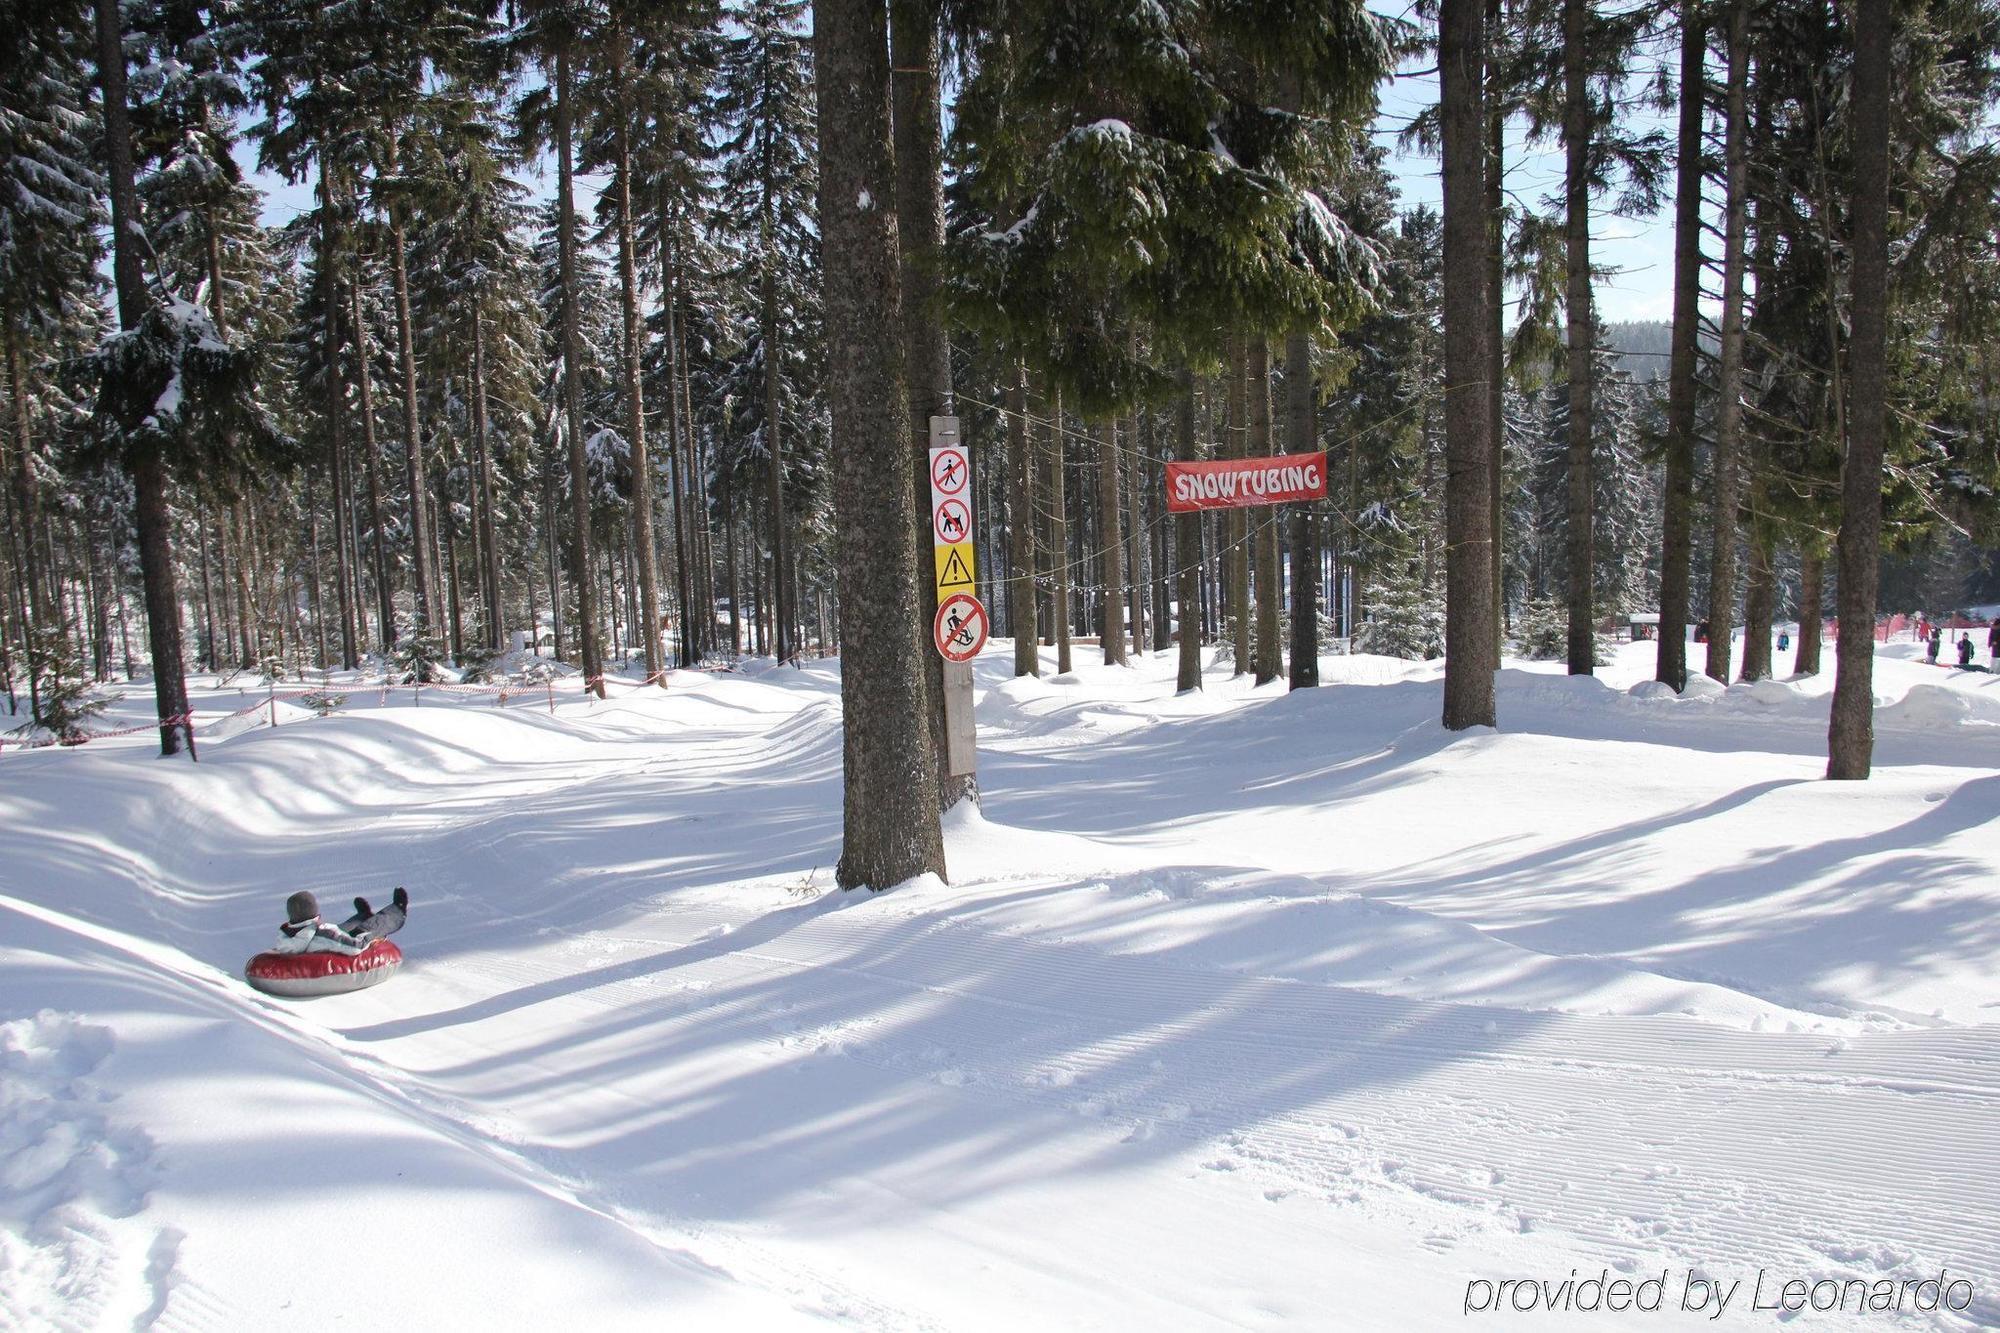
left=406, top=88, right=541, bottom=655
left=1, top=0, right=105, bottom=724
left=712, top=0, right=819, bottom=664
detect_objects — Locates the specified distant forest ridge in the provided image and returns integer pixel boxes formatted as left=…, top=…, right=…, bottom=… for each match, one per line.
left=1600, top=320, right=1716, bottom=384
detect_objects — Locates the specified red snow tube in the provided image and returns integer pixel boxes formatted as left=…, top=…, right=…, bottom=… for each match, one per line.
left=244, top=939, right=403, bottom=998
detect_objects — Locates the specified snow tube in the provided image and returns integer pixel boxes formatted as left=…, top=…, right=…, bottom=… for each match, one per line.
left=244, top=938, right=403, bottom=998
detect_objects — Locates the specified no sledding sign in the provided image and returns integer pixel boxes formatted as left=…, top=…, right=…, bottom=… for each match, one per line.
left=934, top=593, right=988, bottom=663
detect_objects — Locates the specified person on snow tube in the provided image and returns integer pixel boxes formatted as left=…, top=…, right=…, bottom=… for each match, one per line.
left=270, top=888, right=409, bottom=957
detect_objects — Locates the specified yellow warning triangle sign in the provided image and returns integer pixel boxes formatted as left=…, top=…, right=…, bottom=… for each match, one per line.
left=934, top=542, right=976, bottom=594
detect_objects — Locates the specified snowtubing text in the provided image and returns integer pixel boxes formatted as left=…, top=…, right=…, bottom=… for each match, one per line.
left=1165, top=452, right=1327, bottom=512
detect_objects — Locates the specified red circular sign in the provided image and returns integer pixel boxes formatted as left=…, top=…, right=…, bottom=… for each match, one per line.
left=931, top=447, right=969, bottom=496
left=934, top=594, right=989, bottom=662
left=933, top=498, right=971, bottom=546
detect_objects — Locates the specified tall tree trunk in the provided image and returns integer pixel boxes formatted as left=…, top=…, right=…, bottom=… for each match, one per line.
left=349, top=279, right=395, bottom=651
left=1044, top=386, right=1072, bottom=673
left=1286, top=331, right=1319, bottom=688
left=1007, top=363, right=1038, bottom=676
left=818, top=0, right=946, bottom=887
left=1562, top=0, right=1595, bottom=675
left=1657, top=0, right=1704, bottom=691
left=318, top=182, right=359, bottom=669
left=725, top=477, right=742, bottom=654
left=660, top=228, right=696, bottom=667
left=1248, top=337, right=1281, bottom=684
left=1828, top=0, right=1889, bottom=779
left=1097, top=420, right=1127, bottom=666
left=1486, top=0, right=1507, bottom=650
left=1705, top=0, right=1749, bottom=684
left=610, top=29, right=664, bottom=685
left=892, top=0, right=975, bottom=807
left=1175, top=370, right=1204, bottom=691
left=96, top=0, right=191, bottom=755
left=555, top=46, right=603, bottom=696
left=381, top=142, right=435, bottom=635
left=1739, top=517, right=1774, bottom=682
left=1441, top=0, right=1497, bottom=729
left=1794, top=541, right=1824, bottom=675
left=5, top=331, right=48, bottom=636
left=1225, top=337, right=1251, bottom=673
left=471, top=309, right=505, bottom=651
left=232, top=502, right=256, bottom=667
left=1126, top=406, right=1147, bottom=655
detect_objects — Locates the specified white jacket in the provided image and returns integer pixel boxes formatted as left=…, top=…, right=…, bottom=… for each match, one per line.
left=269, top=917, right=367, bottom=957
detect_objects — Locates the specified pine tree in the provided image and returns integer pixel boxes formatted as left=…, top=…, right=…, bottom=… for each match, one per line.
left=714, top=0, right=818, bottom=667
left=1440, top=0, right=1496, bottom=728
left=1, top=0, right=103, bottom=670
left=816, top=0, right=946, bottom=889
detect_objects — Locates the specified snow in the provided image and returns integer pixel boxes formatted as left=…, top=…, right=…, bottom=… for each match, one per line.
left=3, top=638, right=1998, bottom=1329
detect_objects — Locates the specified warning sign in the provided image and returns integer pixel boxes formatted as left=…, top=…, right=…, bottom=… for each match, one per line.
left=934, top=542, right=976, bottom=594
left=934, top=593, right=989, bottom=662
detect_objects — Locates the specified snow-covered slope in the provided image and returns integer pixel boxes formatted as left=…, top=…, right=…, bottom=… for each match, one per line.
left=3, top=640, right=1996, bottom=1330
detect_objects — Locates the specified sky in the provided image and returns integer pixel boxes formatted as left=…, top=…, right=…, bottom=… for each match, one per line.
left=240, top=23, right=1682, bottom=327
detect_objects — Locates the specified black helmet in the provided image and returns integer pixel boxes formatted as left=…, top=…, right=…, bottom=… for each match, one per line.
left=285, top=890, right=320, bottom=925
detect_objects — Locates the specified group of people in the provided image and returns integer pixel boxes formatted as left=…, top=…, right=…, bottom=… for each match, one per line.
left=1923, top=617, right=2000, bottom=670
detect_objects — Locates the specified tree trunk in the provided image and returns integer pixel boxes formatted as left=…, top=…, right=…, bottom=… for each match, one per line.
left=1044, top=386, right=1072, bottom=673
left=724, top=475, right=741, bottom=655
left=1705, top=0, right=1749, bottom=685
left=318, top=182, right=360, bottom=669
left=660, top=227, right=696, bottom=667
left=1828, top=0, right=1889, bottom=779
left=890, top=0, right=974, bottom=807
left=1739, top=519, right=1774, bottom=682
left=381, top=149, right=435, bottom=636
left=1794, top=541, right=1824, bottom=675
left=1562, top=0, right=1595, bottom=675
left=1441, top=0, right=1497, bottom=729
left=1175, top=371, right=1205, bottom=691
left=1007, top=363, right=1038, bottom=676
left=4, top=331, right=48, bottom=636
left=1247, top=338, right=1281, bottom=684
left=349, top=279, right=395, bottom=651
left=1097, top=420, right=1127, bottom=666
left=1225, top=336, right=1251, bottom=673
left=1486, top=0, right=1507, bottom=651
left=817, top=0, right=946, bottom=886
left=1657, top=0, right=1704, bottom=691
left=1286, top=331, right=1319, bottom=688
left=555, top=45, right=603, bottom=696
left=610, top=30, right=664, bottom=684
left=1125, top=406, right=1147, bottom=656
left=96, top=0, right=191, bottom=755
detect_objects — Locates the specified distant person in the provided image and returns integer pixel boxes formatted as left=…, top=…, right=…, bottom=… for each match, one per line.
left=1957, top=634, right=1975, bottom=669
left=1694, top=621, right=1709, bottom=644
left=271, top=889, right=409, bottom=957
left=1989, top=618, right=1999, bottom=668
left=1928, top=627, right=1943, bottom=664
left=1778, top=629, right=1791, bottom=653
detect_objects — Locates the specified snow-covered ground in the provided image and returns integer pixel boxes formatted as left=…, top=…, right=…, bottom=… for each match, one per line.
left=3, top=637, right=1997, bottom=1330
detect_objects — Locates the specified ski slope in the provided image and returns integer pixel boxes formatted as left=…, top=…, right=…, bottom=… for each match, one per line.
left=3, top=638, right=1998, bottom=1330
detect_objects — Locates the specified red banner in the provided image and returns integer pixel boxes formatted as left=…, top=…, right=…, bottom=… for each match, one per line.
left=1166, top=452, right=1328, bottom=512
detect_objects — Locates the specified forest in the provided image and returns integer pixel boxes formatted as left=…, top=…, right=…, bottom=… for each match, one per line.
left=3, top=0, right=1997, bottom=875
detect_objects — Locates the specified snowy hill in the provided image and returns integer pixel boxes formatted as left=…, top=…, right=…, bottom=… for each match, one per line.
left=3, top=640, right=1997, bottom=1330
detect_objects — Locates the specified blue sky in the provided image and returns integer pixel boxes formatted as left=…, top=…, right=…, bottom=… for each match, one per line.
left=241, top=20, right=1680, bottom=326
